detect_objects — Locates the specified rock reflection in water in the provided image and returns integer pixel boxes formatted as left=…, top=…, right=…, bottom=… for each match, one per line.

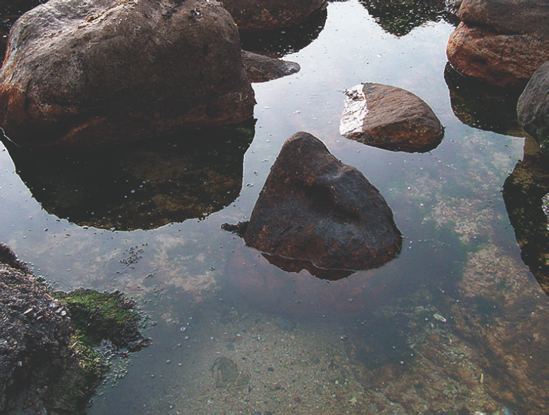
left=359, top=0, right=458, bottom=37
left=503, top=136, right=549, bottom=295
left=262, top=253, right=355, bottom=280
left=444, top=63, right=523, bottom=136
left=240, top=9, right=327, bottom=57
left=4, top=120, right=255, bottom=231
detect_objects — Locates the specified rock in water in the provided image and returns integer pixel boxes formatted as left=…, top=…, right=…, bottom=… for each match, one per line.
left=0, top=0, right=255, bottom=151
left=243, top=131, right=402, bottom=271
left=340, top=83, right=444, bottom=153
left=446, top=0, right=549, bottom=88
left=241, top=51, right=300, bottom=83
left=518, top=61, right=549, bottom=154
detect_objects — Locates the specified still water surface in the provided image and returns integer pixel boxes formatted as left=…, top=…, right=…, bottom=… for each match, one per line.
left=1, top=0, right=548, bottom=413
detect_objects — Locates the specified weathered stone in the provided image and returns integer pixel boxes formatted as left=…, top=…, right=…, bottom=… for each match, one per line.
left=241, top=51, right=300, bottom=83
left=446, top=0, right=549, bottom=88
left=0, top=0, right=255, bottom=151
left=6, top=121, right=255, bottom=231
left=221, top=0, right=327, bottom=32
left=243, top=131, right=402, bottom=271
left=518, top=61, right=549, bottom=154
left=340, top=83, right=444, bottom=153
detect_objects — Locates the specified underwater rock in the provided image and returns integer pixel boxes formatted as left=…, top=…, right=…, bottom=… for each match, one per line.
left=241, top=51, right=300, bottom=83
left=340, top=83, right=444, bottom=153
left=446, top=0, right=549, bottom=88
left=359, top=0, right=459, bottom=37
left=239, top=9, right=327, bottom=57
left=243, top=131, right=402, bottom=271
left=6, top=121, right=255, bottom=231
left=503, top=136, right=549, bottom=296
left=0, top=243, right=149, bottom=413
left=222, top=0, right=327, bottom=32
left=0, top=0, right=254, bottom=151
left=444, top=63, right=523, bottom=136
left=518, top=61, right=549, bottom=154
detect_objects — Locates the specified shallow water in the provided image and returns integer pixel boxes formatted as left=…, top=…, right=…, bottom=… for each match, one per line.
left=1, top=0, right=548, bottom=413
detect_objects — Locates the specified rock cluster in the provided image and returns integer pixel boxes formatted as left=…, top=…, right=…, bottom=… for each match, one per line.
left=446, top=0, right=549, bottom=88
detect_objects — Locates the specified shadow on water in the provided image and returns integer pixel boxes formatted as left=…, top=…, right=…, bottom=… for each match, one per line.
left=444, top=63, right=524, bottom=136
left=3, top=119, right=256, bottom=231
left=503, top=136, right=549, bottom=296
left=240, top=9, right=327, bottom=57
left=359, top=0, right=459, bottom=37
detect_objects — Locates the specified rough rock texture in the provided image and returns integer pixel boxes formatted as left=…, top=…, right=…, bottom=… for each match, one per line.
left=340, top=83, right=444, bottom=152
left=0, top=244, right=74, bottom=414
left=518, top=61, right=549, bottom=153
left=241, top=51, right=300, bottom=83
left=243, top=131, right=402, bottom=271
left=221, top=0, right=327, bottom=32
left=6, top=121, right=255, bottom=231
left=0, top=0, right=255, bottom=151
left=446, top=0, right=549, bottom=88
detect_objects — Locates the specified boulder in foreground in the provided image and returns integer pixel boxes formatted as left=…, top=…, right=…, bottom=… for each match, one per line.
left=243, top=131, right=402, bottom=271
left=0, top=0, right=255, bottom=151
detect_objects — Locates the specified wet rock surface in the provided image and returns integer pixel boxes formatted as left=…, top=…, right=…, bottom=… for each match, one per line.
left=446, top=0, right=549, bottom=88
left=222, top=0, right=327, bottom=32
left=241, top=51, right=300, bottom=83
left=340, top=83, right=444, bottom=152
left=5, top=122, right=255, bottom=231
left=244, top=131, right=402, bottom=271
left=0, top=244, right=82, bottom=414
left=0, top=0, right=255, bottom=151
left=518, top=61, right=549, bottom=154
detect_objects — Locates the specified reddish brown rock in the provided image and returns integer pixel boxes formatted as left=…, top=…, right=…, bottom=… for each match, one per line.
left=243, top=131, right=402, bottom=271
left=340, top=83, right=444, bottom=153
left=221, top=0, right=327, bottom=32
left=446, top=0, right=549, bottom=88
left=0, top=0, right=255, bottom=151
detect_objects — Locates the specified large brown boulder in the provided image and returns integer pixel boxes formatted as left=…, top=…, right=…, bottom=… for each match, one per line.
left=518, top=61, right=549, bottom=154
left=340, top=83, right=444, bottom=153
left=243, top=131, right=402, bottom=271
left=0, top=0, right=255, bottom=151
left=446, top=0, right=549, bottom=88
left=221, top=0, right=327, bottom=32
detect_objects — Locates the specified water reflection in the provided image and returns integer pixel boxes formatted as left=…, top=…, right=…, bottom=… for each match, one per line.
left=4, top=120, right=255, bottom=231
left=503, top=136, right=549, bottom=295
left=263, top=253, right=355, bottom=280
left=359, top=0, right=458, bottom=37
left=444, top=63, right=523, bottom=135
left=240, top=9, right=327, bottom=56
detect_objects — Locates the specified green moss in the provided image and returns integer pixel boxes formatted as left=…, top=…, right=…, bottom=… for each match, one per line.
left=55, top=288, right=143, bottom=348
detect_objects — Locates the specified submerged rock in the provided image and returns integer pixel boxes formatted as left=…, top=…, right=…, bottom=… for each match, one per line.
left=446, top=0, right=549, bottom=88
left=6, top=121, right=255, bottom=231
left=243, top=131, right=402, bottom=271
left=222, top=0, right=327, bottom=32
left=0, top=0, right=255, bottom=151
left=0, top=243, right=149, bottom=413
left=340, top=83, right=444, bottom=153
left=241, top=51, right=300, bottom=83
left=517, top=61, right=549, bottom=154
